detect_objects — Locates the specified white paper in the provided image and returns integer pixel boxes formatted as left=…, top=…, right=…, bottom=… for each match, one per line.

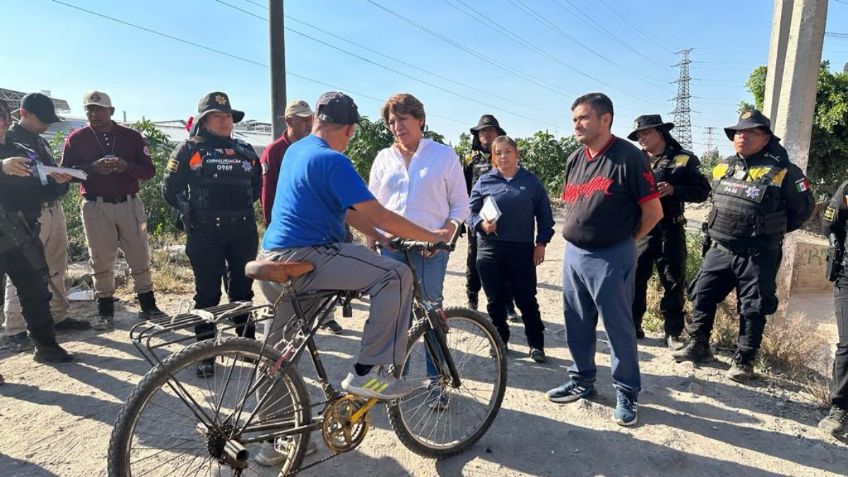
left=36, top=165, right=88, bottom=184
left=480, top=196, right=502, bottom=223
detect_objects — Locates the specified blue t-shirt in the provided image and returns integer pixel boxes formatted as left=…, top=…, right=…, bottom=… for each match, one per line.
left=263, top=135, right=375, bottom=249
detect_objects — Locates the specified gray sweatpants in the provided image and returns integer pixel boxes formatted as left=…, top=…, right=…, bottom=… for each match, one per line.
left=258, top=243, right=414, bottom=367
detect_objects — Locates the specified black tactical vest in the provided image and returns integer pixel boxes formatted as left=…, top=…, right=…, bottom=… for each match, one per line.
left=186, top=138, right=256, bottom=214
left=707, top=161, right=787, bottom=244
left=469, top=150, right=492, bottom=187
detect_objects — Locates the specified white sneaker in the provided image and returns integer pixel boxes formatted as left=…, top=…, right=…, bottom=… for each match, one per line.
left=254, top=437, right=316, bottom=466
left=341, top=366, right=419, bottom=401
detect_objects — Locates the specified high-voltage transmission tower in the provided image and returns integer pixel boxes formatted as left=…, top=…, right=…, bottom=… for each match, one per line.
left=704, top=127, right=717, bottom=152
left=670, top=48, right=693, bottom=150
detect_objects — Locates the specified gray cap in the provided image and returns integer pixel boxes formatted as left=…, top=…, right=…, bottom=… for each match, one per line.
left=315, top=92, right=360, bottom=125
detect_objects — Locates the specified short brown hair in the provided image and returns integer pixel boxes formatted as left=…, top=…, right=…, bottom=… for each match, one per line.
left=492, top=135, right=519, bottom=155
left=381, top=93, right=425, bottom=130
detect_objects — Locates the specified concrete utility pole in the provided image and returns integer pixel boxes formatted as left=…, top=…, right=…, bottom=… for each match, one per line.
left=269, top=0, right=286, bottom=139
left=763, top=0, right=828, bottom=323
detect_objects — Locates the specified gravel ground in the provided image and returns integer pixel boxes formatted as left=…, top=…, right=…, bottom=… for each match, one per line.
left=1, top=213, right=846, bottom=476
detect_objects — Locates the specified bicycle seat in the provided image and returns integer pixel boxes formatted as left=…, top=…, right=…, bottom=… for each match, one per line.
left=244, top=260, right=314, bottom=283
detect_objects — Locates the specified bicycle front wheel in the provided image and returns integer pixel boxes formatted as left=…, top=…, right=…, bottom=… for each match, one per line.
left=387, top=307, right=507, bottom=458
left=108, top=337, right=311, bottom=477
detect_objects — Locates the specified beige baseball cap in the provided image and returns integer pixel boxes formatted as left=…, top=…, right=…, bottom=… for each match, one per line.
left=83, top=90, right=113, bottom=108
left=284, top=99, right=313, bottom=118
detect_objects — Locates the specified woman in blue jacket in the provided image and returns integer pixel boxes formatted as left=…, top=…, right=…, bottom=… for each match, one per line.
left=469, top=136, right=555, bottom=362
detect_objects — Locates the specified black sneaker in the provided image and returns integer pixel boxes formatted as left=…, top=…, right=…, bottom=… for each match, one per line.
left=665, top=333, right=685, bottom=351
left=196, top=359, right=215, bottom=379
left=529, top=347, right=546, bottom=363
left=54, top=317, right=92, bottom=331
left=33, top=343, right=74, bottom=363
left=635, top=327, right=646, bottom=339
left=726, top=353, right=755, bottom=382
left=7, top=332, right=34, bottom=353
left=672, top=339, right=714, bottom=363
left=818, top=406, right=848, bottom=436
left=321, top=320, right=344, bottom=335
left=508, top=310, right=521, bottom=323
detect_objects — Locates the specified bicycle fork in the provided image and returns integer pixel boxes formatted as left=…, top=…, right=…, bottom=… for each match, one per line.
left=423, top=308, right=462, bottom=388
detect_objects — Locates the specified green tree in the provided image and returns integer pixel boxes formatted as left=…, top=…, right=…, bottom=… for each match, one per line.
left=700, top=149, right=722, bottom=176
left=344, top=115, right=394, bottom=178
left=744, top=62, right=848, bottom=198
left=130, top=119, right=179, bottom=237
left=453, top=132, right=471, bottom=159
left=516, top=131, right=580, bottom=196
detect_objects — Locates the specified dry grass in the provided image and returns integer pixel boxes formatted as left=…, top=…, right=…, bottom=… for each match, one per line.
left=640, top=231, right=833, bottom=407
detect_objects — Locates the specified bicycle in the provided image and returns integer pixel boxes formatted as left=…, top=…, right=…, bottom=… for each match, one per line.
left=107, top=236, right=508, bottom=476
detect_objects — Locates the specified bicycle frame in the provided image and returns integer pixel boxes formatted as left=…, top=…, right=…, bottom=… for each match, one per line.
left=126, top=232, right=465, bottom=448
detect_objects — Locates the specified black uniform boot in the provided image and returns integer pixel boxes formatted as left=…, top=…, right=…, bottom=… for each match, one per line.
left=137, top=291, right=167, bottom=321
left=672, top=338, right=714, bottom=363
left=31, top=334, right=74, bottom=363
left=726, top=351, right=756, bottom=382
left=94, top=297, right=115, bottom=331
left=467, top=293, right=478, bottom=311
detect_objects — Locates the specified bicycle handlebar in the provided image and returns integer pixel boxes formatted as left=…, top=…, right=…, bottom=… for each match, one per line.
left=385, top=218, right=464, bottom=253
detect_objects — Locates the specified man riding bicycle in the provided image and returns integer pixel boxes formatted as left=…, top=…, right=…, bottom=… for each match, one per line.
left=258, top=91, right=449, bottom=403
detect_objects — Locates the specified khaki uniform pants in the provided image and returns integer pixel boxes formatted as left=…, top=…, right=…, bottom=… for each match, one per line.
left=81, top=196, right=154, bottom=298
left=4, top=202, right=69, bottom=335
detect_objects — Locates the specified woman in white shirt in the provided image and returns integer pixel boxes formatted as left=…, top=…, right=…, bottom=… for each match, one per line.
left=368, top=93, right=469, bottom=309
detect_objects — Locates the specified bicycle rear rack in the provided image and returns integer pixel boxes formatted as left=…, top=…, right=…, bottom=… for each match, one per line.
left=128, top=301, right=275, bottom=368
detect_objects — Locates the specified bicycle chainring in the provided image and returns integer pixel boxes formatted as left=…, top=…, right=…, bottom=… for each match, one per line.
left=321, top=395, right=370, bottom=453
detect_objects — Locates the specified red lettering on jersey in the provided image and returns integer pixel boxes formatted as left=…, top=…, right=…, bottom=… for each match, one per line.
left=642, top=171, right=656, bottom=188
left=562, top=176, right=614, bottom=203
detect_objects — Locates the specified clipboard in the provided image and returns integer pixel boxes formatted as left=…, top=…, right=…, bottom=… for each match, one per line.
left=480, top=196, right=501, bottom=223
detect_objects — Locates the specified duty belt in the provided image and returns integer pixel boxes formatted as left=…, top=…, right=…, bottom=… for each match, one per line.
left=712, top=241, right=773, bottom=256
left=194, top=213, right=253, bottom=227
left=83, top=193, right=136, bottom=204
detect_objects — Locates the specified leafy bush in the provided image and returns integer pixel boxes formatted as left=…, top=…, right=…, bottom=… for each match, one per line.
left=517, top=131, right=581, bottom=197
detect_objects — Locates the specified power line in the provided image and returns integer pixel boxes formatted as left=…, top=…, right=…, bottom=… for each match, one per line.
left=597, top=0, right=675, bottom=54
left=551, top=0, right=669, bottom=69
left=216, top=0, right=562, bottom=128
left=363, top=0, right=573, bottom=98
left=45, top=0, right=467, bottom=127
left=439, top=0, right=664, bottom=107
left=505, top=0, right=670, bottom=90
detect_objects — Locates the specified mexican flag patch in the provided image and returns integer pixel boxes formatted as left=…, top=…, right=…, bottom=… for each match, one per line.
left=795, top=178, right=809, bottom=192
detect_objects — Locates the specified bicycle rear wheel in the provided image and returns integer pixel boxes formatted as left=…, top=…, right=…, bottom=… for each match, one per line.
left=387, top=307, right=507, bottom=458
left=108, top=337, right=311, bottom=477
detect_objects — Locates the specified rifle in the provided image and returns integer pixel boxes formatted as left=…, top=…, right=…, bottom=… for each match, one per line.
left=826, top=232, right=844, bottom=282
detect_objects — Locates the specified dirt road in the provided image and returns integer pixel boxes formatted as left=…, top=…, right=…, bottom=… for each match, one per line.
left=1, top=219, right=845, bottom=476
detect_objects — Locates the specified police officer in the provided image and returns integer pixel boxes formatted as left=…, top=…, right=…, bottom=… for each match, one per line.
left=674, top=110, right=814, bottom=383
left=163, top=92, right=261, bottom=378
left=0, top=99, right=73, bottom=364
left=819, top=181, right=848, bottom=437
left=627, top=115, right=710, bottom=348
left=463, top=114, right=517, bottom=319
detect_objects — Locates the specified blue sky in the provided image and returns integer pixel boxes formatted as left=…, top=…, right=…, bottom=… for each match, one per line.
left=3, top=0, right=847, bottom=158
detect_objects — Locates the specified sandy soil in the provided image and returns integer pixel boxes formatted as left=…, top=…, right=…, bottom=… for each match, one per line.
left=1, top=212, right=846, bottom=477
